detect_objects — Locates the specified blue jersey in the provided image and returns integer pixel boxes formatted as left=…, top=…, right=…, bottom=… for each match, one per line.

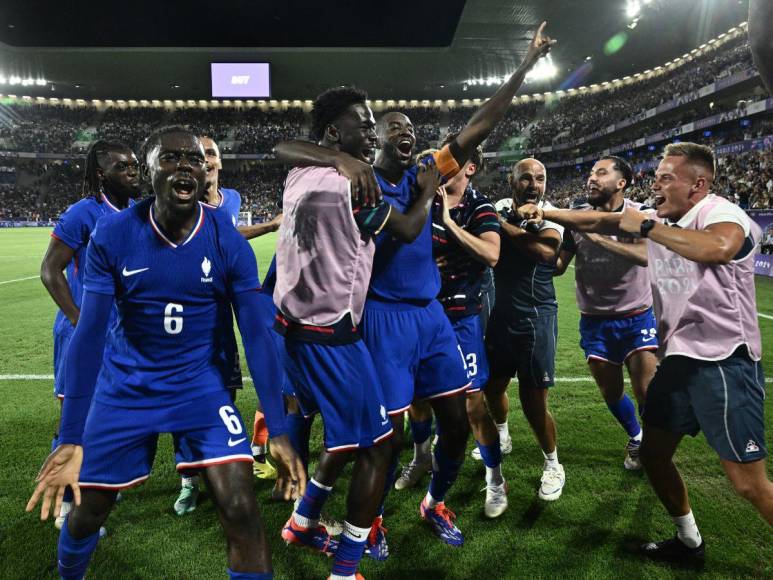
left=370, top=165, right=440, bottom=302
left=51, top=194, right=130, bottom=336
left=203, top=187, right=242, bottom=226
left=83, top=197, right=260, bottom=408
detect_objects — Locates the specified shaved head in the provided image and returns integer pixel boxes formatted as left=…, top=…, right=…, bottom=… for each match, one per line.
left=512, top=158, right=545, bottom=179
left=509, top=157, right=547, bottom=205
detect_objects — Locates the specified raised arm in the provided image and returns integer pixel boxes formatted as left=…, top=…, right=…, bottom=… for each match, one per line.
left=40, top=237, right=80, bottom=326
left=750, top=0, right=773, bottom=94
left=452, top=22, right=555, bottom=166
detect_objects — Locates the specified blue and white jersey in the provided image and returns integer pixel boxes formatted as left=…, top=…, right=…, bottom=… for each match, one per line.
left=83, top=197, right=261, bottom=408
left=369, top=165, right=440, bottom=302
left=51, top=194, right=131, bottom=335
left=203, top=187, right=242, bottom=226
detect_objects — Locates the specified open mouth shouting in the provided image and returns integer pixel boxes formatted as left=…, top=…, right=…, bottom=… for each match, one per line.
left=171, top=175, right=198, bottom=202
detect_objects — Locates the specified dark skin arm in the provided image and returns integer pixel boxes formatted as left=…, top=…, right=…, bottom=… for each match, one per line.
left=553, top=248, right=574, bottom=276
left=382, top=164, right=441, bottom=243
left=750, top=0, right=773, bottom=94
left=273, top=141, right=381, bottom=206
left=40, top=237, right=79, bottom=326
left=452, top=22, right=555, bottom=166
left=520, top=204, right=624, bottom=236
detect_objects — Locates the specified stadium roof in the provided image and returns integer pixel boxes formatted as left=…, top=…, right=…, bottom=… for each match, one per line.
left=0, top=0, right=751, bottom=101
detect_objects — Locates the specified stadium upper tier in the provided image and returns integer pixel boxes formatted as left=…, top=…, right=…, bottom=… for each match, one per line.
left=0, top=27, right=764, bottom=156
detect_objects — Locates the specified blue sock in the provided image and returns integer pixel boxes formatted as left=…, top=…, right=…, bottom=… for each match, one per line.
left=286, top=413, right=312, bottom=470
left=606, top=395, right=641, bottom=438
left=296, top=478, right=332, bottom=524
left=476, top=439, right=502, bottom=469
left=331, top=522, right=368, bottom=577
left=410, top=418, right=432, bottom=445
left=377, top=451, right=400, bottom=516
left=428, top=442, right=463, bottom=503
left=227, top=569, right=272, bottom=580
left=58, top=517, right=100, bottom=580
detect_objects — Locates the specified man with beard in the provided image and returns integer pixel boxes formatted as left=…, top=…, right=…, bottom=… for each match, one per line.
left=40, top=140, right=141, bottom=530
left=468, top=158, right=567, bottom=505
left=553, top=156, right=658, bottom=470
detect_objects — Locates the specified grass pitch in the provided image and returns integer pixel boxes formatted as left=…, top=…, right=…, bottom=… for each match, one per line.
left=0, top=228, right=770, bottom=579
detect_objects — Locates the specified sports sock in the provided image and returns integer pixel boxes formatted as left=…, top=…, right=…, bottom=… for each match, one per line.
left=330, top=521, right=369, bottom=578
left=294, top=478, right=332, bottom=528
left=251, top=411, right=269, bottom=458
left=286, top=413, right=312, bottom=469
left=427, top=442, right=463, bottom=504
left=476, top=440, right=504, bottom=486
left=606, top=394, right=642, bottom=439
left=496, top=421, right=510, bottom=443
left=673, top=510, right=702, bottom=548
left=58, top=517, right=100, bottom=580
left=542, top=448, right=559, bottom=469
left=181, top=475, right=199, bottom=487
left=227, top=569, right=272, bottom=580
left=410, top=418, right=433, bottom=463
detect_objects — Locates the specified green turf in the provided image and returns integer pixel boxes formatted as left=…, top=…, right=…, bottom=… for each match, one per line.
left=0, top=228, right=770, bottom=579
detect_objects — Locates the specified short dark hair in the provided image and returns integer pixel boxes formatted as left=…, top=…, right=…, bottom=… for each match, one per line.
left=599, top=155, right=634, bottom=190
left=442, top=132, right=484, bottom=174
left=310, top=86, right=368, bottom=142
left=82, top=140, right=133, bottom=200
left=139, top=125, right=201, bottom=165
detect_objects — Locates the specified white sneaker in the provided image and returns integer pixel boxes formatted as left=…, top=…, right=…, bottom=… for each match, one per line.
left=538, top=463, right=565, bottom=501
left=394, top=458, right=432, bottom=490
left=484, top=480, right=509, bottom=518
left=624, top=438, right=643, bottom=471
left=55, top=501, right=72, bottom=530
left=470, top=438, right=513, bottom=461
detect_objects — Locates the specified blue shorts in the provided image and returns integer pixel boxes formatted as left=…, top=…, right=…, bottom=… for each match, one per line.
left=361, top=299, right=470, bottom=415
left=643, top=347, right=767, bottom=463
left=53, top=324, right=75, bottom=399
left=485, top=313, right=557, bottom=388
left=580, top=307, right=658, bottom=365
left=452, top=314, right=489, bottom=393
left=257, top=292, right=295, bottom=397
left=78, top=390, right=253, bottom=489
left=282, top=338, right=393, bottom=452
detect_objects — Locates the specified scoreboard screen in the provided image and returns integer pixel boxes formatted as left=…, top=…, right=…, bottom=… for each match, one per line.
left=211, top=63, right=271, bottom=98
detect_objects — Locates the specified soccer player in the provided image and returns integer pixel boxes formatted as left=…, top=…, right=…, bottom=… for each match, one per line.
left=750, top=0, right=773, bottom=94
left=27, top=126, right=304, bottom=580
left=526, top=142, right=772, bottom=564
left=469, top=158, right=567, bottom=504
left=40, top=140, right=141, bottom=529
left=173, top=135, right=281, bottom=516
left=274, top=86, right=442, bottom=580
left=395, top=139, right=506, bottom=519
left=276, top=23, right=556, bottom=551
left=553, top=156, right=658, bottom=470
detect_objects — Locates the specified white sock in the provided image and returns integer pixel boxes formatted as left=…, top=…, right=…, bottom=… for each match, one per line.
left=485, top=464, right=504, bottom=486
left=632, top=429, right=643, bottom=442
left=414, top=439, right=432, bottom=464
left=542, top=448, right=559, bottom=469
left=330, top=574, right=356, bottom=580
left=343, top=521, right=371, bottom=543
left=496, top=421, right=510, bottom=443
left=181, top=475, right=199, bottom=487
left=292, top=511, right=318, bottom=529
left=251, top=443, right=267, bottom=456
left=673, top=510, right=702, bottom=548
left=423, top=491, right=440, bottom=508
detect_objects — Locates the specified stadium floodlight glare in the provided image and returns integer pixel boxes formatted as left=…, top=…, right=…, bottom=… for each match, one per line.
left=9, top=76, right=20, bottom=85
left=525, top=54, right=558, bottom=82
left=36, top=78, right=46, bottom=86
left=626, top=0, right=641, bottom=20
left=0, top=76, right=5, bottom=84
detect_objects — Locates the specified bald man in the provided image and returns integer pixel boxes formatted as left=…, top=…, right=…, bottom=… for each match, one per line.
left=470, top=158, right=567, bottom=504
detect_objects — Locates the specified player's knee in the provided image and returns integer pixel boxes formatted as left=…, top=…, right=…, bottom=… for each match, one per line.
left=728, top=474, right=761, bottom=503
left=638, top=438, right=667, bottom=469
left=465, top=392, right=488, bottom=425
left=219, top=491, right=259, bottom=529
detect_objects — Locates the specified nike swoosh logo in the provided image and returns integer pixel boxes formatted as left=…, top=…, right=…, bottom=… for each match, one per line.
left=642, top=337, right=656, bottom=342
left=228, top=437, right=247, bottom=447
left=122, top=267, right=149, bottom=277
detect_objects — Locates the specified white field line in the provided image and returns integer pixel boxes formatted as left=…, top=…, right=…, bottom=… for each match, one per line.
left=0, top=275, right=38, bottom=285
left=1, top=374, right=771, bottom=384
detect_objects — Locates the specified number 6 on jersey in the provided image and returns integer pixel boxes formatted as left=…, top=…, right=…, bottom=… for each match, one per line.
left=164, top=302, right=183, bottom=334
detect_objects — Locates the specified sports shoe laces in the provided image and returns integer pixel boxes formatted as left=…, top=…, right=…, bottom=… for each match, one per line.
left=435, top=504, right=457, bottom=525
left=368, top=519, right=388, bottom=545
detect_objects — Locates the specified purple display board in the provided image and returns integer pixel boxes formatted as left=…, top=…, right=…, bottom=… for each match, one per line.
left=749, top=210, right=773, bottom=277
left=211, top=63, right=270, bottom=98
